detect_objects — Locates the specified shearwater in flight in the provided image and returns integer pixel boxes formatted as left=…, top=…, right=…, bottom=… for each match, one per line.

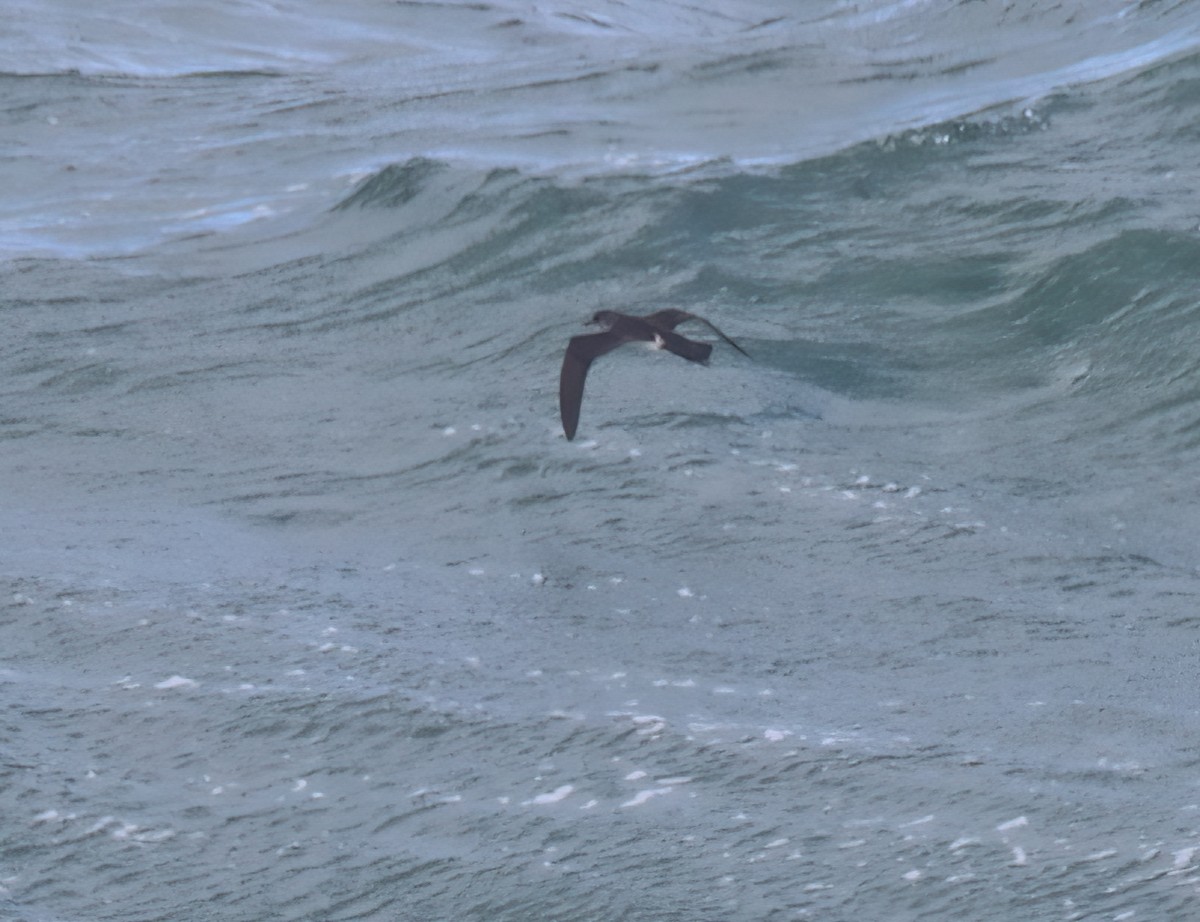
left=559, top=308, right=748, bottom=440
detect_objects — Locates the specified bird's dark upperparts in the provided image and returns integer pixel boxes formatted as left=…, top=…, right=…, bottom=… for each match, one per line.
left=558, top=309, right=749, bottom=441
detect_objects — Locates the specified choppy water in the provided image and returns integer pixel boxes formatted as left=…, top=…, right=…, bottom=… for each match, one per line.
left=5, top=2, right=1200, bottom=919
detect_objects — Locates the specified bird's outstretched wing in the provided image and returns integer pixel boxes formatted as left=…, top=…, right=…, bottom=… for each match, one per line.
left=560, top=331, right=625, bottom=440
left=654, top=327, right=713, bottom=364
left=642, top=308, right=697, bottom=330
left=645, top=309, right=750, bottom=357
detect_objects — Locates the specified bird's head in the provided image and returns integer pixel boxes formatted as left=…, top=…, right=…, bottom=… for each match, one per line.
left=587, top=310, right=620, bottom=328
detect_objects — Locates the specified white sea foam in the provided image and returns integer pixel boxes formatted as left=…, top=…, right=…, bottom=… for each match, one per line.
left=85, top=816, right=116, bottom=835
left=525, top=784, right=574, bottom=806
left=154, top=675, right=198, bottom=690
left=1173, top=846, right=1198, bottom=869
left=621, top=787, right=672, bottom=808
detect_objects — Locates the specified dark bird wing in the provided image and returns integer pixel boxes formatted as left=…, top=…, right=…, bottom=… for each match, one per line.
left=654, top=327, right=713, bottom=363
left=559, top=330, right=627, bottom=440
left=645, top=309, right=750, bottom=357
left=642, top=308, right=697, bottom=331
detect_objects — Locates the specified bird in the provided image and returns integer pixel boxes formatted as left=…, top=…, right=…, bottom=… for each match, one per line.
left=559, top=308, right=749, bottom=440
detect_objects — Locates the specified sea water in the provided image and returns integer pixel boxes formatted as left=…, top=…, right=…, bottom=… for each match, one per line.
left=4, top=2, right=1200, bottom=919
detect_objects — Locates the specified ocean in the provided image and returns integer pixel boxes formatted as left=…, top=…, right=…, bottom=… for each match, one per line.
left=4, top=1, right=1200, bottom=919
